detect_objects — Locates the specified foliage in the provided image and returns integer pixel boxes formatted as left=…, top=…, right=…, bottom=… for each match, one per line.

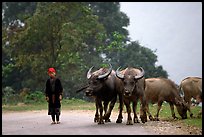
left=2, top=2, right=169, bottom=100
left=115, top=41, right=168, bottom=78
left=87, top=2, right=130, bottom=39
left=24, top=91, right=45, bottom=104
left=2, top=2, right=37, bottom=27
left=3, top=2, right=106, bottom=93
left=87, top=2, right=130, bottom=67
left=2, top=88, right=45, bottom=105
left=2, top=86, right=19, bottom=105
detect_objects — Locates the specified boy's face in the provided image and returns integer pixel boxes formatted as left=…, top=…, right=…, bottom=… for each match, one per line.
left=48, top=71, right=56, bottom=78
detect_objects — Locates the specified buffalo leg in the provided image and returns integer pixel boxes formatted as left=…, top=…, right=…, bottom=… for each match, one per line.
left=103, top=101, right=111, bottom=122
left=103, top=101, right=108, bottom=114
left=133, top=100, right=139, bottom=123
left=103, top=100, right=112, bottom=122
left=116, top=93, right=123, bottom=123
left=94, top=101, right=99, bottom=122
left=145, top=103, right=154, bottom=121
left=185, top=97, right=193, bottom=117
left=169, top=102, right=178, bottom=119
left=140, top=96, right=147, bottom=123
left=154, top=101, right=163, bottom=121
left=97, top=100, right=104, bottom=124
left=124, top=100, right=133, bottom=125
left=187, top=100, right=193, bottom=118
left=104, top=96, right=118, bottom=122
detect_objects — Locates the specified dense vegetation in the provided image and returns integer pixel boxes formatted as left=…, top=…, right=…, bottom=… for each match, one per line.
left=2, top=2, right=168, bottom=100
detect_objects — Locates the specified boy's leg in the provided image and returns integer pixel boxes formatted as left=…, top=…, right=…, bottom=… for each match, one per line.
left=51, top=114, right=56, bottom=124
left=56, top=108, right=60, bottom=124
left=56, top=115, right=60, bottom=124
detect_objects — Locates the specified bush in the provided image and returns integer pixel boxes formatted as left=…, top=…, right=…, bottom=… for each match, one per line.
left=24, top=91, right=45, bottom=104
left=2, top=86, right=20, bottom=105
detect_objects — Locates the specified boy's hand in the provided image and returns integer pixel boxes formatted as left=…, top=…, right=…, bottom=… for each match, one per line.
left=59, top=95, right=62, bottom=101
left=45, top=96, right=49, bottom=102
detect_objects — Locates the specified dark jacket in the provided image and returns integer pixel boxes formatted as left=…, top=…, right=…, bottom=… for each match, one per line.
left=45, top=78, right=63, bottom=109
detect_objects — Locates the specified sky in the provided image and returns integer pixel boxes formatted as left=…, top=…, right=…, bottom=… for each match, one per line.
left=120, top=2, right=202, bottom=84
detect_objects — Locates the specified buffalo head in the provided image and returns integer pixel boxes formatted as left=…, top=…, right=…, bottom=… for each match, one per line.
left=175, top=97, right=188, bottom=119
left=116, top=67, right=145, bottom=97
left=85, top=63, right=112, bottom=96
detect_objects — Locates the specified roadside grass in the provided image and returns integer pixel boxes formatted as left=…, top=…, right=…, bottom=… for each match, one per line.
left=142, top=102, right=202, bottom=128
left=2, top=98, right=95, bottom=112
left=2, top=102, right=47, bottom=112
left=2, top=99, right=202, bottom=128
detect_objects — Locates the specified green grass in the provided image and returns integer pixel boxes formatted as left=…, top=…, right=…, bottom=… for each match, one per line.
left=112, top=102, right=202, bottom=128
left=2, top=98, right=95, bottom=112
left=2, top=102, right=48, bottom=112
left=2, top=99, right=202, bottom=129
left=142, top=102, right=202, bottom=128
left=62, top=98, right=95, bottom=110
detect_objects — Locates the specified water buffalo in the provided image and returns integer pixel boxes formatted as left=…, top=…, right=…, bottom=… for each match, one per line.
left=179, top=77, right=202, bottom=117
left=85, top=63, right=124, bottom=124
left=145, top=78, right=188, bottom=121
left=116, top=67, right=147, bottom=125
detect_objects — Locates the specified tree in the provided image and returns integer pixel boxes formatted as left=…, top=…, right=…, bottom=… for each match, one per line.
left=87, top=2, right=129, bottom=37
left=2, top=2, right=37, bottom=27
left=86, top=2, right=130, bottom=67
left=2, top=2, right=169, bottom=100
left=117, top=41, right=168, bottom=78
left=4, top=2, right=106, bottom=95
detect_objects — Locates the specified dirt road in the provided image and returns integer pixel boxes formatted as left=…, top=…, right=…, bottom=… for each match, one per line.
left=2, top=110, right=201, bottom=135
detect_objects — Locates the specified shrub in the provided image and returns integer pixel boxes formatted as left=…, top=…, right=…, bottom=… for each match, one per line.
left=24, top=91, right=45, bottom=104
left=2, top=86, right=20, bottom=105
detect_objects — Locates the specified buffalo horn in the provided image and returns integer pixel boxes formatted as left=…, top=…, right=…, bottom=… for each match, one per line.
left=87, top=66, right=94, bottom=79
left=98, top=63, right=112, bottom=79
left=76, top=85, right=89, bottom=93
left=134, top=67, right=145, bottom=80
left=116, top=67, right=124, bottom=79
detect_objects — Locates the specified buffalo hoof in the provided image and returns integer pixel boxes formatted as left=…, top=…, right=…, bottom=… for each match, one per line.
left=105, top=119, right=111, bottom=122
left=190, top=113, right=193, bottom=118
left=140, top=116, right=147, bottom=123
left=173, top=116, right=178, bottom=119
left=116, top=118, right=122, bottom=123
left=141, top=118, right=146, bottom=123
left=134, top=120, right=140, bottom=123
left=149, top=115, right=154, bottom=121
left=98, top=120, right=104, bottom=124
left=126, top=120, right=133, bottom=125
left=94, top=117, right=99, bottom=123
left=144, top=116, right=147, bottom=122
left=134, top=118, right=140, bottom=123
left=153, top=117, right=159, bottom=121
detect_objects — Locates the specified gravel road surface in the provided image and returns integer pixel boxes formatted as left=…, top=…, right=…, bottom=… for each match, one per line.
left=2, top=110, right=200, bottom=135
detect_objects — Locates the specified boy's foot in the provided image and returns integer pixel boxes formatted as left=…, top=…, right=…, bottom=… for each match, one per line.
left=56, top=121, right=60, bottom=124
left=51, top=121, right=56, bottom=124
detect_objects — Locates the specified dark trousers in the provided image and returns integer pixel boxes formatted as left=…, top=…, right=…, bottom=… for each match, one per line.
left=51, top=114, right=59, bottom=122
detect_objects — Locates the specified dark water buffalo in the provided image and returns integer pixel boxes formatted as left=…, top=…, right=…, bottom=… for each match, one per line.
left=179, top=77, right=202, bottom=117
left=85, top=63, right=124, bottom=124
left=116, top=67, right=147, bottom=125
left=145, top=78, right=188, bottom=121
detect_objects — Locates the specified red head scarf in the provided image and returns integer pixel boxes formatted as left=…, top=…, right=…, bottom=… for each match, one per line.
left=48, top=67, right=56, bottom=78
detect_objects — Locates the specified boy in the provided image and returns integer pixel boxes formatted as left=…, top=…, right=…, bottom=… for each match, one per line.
left=45, top=67, right=63, bottom=124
